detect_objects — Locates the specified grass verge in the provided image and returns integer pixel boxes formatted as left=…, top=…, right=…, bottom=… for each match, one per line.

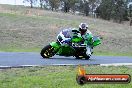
left=0, top=66, right=131, bottom=88
left=94, top=50, right=132, bottom=57
left=0, top=47, right=132, bottom=57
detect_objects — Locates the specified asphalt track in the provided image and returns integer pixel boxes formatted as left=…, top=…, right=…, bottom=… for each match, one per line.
left=0, top=52, right=132, bottom=67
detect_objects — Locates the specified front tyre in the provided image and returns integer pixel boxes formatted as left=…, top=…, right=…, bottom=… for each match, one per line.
left=40, top=45, right=56, bottom=58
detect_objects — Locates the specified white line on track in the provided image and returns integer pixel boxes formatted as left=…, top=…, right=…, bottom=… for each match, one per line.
left=0, top=63, right=132, bottom=69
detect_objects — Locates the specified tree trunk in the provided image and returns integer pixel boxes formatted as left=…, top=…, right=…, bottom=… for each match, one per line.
left=64, top=2, right=69, bottom=13
left=84, top=2, right=89, bottom=16
left=52, top=7, right=54, bottom=11
left=31, top=4, right=33, bottom=8
left=30, top=0, right=33, bottom=8
left=40, top=0, right=43, bottom=9
left=130, top=18, right=132, bottom=26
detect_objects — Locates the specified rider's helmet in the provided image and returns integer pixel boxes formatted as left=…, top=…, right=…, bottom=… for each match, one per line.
left=79, top=23, right=88, bottom=35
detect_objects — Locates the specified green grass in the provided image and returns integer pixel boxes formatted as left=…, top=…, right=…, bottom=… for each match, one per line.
left=0, top=66, right=132, bottom=88
left=94, top=50, right=132, bottom=57
left=0, top=47, right=40, bottom=52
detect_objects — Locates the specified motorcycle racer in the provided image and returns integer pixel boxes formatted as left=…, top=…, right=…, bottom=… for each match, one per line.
left=57, top=23, right=94, bottom=57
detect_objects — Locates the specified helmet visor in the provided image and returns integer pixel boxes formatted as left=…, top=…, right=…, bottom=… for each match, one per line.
left=79, top=28, right=87, bottom=35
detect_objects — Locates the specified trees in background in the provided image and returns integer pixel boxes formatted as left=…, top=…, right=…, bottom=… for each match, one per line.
left=112, top=0, right=128, bottom=23
left=40, top=0, right=44, bottom=9
left=60, top=0, right=78, bottom=12
left=96, top=0, right=113, bottom=20
left=96, top=0, right=128, bottom=23
left=48, top=0, right=60, bottom=11
left=77, top=0, right=90, bottom=16
left=23, top=0, right=129, bottom=23
left=83, top=1, right=90, bottom=16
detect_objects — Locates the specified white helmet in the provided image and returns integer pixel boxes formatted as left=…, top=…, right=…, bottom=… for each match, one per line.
left=79, top=23, right=88, bottom=35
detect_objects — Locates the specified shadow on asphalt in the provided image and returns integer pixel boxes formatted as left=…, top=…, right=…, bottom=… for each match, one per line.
left=40, top=57, right=94, bottom=61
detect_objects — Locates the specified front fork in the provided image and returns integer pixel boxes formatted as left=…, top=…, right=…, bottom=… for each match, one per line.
left=50, top=42, right=61, bottom=52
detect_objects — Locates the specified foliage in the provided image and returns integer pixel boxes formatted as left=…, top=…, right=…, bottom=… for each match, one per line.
left=97, top=0, right=128, bottom=23
left=60, top=0, right=78, bottom=12
left=48, top=0, right=60, bottom=11
left=97, top=0, right=113, bottom=20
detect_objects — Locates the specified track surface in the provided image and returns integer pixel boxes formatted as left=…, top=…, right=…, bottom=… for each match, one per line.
left=0, top=52, right=132, bottom=66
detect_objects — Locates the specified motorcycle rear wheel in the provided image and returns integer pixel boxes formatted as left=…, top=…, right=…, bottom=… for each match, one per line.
left=40, top=45, right=55, bottom=58
left=84, top=55, right=90, bottom=60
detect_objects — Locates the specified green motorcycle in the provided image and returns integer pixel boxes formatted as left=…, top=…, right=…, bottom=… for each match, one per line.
left=40, top=34, right=101, bottom=60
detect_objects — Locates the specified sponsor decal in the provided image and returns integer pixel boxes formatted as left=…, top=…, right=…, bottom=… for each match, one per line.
left=76, top=65, right=131, bottom=85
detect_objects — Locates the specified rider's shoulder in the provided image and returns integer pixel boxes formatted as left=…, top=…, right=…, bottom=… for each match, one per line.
left=86, top=29, right=92, bottom=34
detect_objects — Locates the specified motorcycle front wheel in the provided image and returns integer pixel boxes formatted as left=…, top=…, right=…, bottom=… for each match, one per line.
left=40, top=45, right=56, bottom=58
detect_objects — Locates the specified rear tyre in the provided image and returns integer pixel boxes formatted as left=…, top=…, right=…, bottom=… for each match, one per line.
left=75, top=55, right=90, bottom=60
left=75, top=55, right=83, bottom=59
left=40, top=45, right=56, bottom=58
left=84, top=55, right=90, bottom=60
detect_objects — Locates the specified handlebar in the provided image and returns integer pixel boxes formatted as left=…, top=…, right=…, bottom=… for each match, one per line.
left=72, top=43, right=86, bottom=47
